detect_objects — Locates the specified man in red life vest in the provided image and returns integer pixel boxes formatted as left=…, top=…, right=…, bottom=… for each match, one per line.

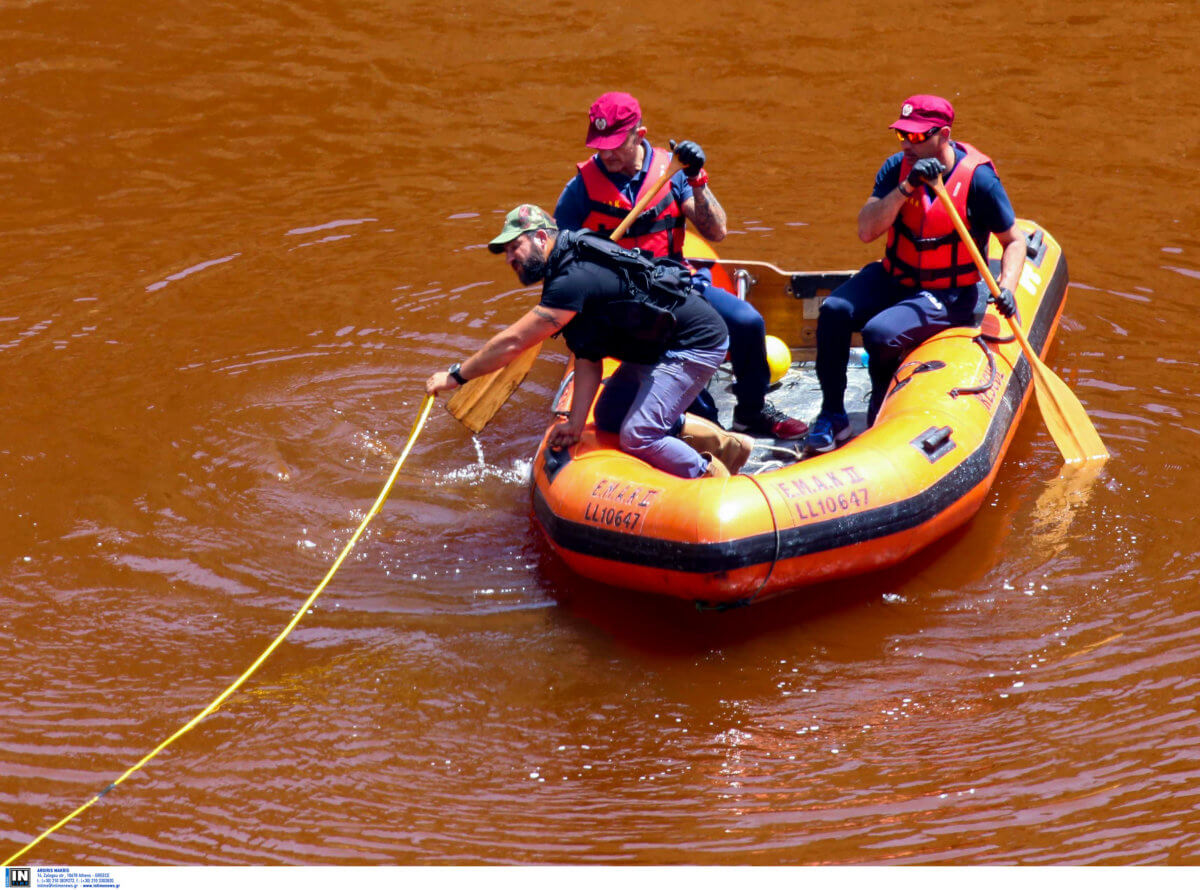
left=805, top=94, right=1025, bottom=452
left=554, top=91, right=808, bottom=441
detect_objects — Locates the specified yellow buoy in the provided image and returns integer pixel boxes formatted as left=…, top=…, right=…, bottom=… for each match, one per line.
left=765, top=334, right=792, bottom=385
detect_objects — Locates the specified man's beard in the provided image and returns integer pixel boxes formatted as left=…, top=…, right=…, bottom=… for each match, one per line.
left=515, top=252, right=548, bottom=286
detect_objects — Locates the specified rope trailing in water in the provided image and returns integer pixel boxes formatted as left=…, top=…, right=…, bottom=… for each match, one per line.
left=3, top=394, right=436, bottom=867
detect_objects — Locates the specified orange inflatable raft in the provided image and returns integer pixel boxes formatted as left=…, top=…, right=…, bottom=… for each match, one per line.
left=529, top=222, right=1068, bottom=607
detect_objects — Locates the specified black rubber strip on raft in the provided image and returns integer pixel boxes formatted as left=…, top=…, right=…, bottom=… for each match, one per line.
left=534, top=257, right=1067, bottom=576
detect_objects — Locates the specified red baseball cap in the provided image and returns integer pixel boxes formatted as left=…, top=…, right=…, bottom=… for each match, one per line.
left=891, top=94, right=955, bottom=133
left=585, top=91, right=642, bottom=149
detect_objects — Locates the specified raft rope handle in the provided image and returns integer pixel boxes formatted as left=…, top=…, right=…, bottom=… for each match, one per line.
left=3, top=394, right=436, bottom=867
left=950, top=335, right=999, bottom=398
left=694, top=469, right=782, bottom=613
left=742, top=472, right=782, bottom=605
left=551, top=368, right=575, bottom=419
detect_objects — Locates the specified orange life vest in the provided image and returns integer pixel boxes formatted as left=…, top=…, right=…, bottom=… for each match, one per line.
left=883, top=142, right=994, bottom=289
left=577, top=144, right=686, bottom=259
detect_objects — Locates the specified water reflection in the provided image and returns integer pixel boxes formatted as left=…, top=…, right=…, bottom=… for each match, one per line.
left=1030, top=462, right=1107, bottom=557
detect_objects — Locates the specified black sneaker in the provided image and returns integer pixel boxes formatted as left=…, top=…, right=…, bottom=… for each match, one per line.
left=731, top=403, right=809, bottom=440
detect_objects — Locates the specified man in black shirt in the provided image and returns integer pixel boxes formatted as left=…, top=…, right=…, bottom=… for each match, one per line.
left=426, top=204, right=752, bottom=477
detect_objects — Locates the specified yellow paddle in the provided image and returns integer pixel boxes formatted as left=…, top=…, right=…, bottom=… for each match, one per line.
left=609, top=150, right=684, bottom=241
left=930, top=177, right=1108, bottom=465
left=446, top=340, right=542, bottom=434
left=446, top=148, right=684, bottom=433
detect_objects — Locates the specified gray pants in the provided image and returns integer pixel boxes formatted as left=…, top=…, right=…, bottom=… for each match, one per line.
left=593, top=341, right=728, bottom=478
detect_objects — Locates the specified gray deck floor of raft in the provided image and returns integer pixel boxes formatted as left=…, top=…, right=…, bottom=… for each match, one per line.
left=706, top=359, right=872, bottom=473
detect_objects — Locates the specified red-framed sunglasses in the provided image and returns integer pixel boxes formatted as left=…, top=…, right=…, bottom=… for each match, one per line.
left=896, top=127, right=943, bottom=144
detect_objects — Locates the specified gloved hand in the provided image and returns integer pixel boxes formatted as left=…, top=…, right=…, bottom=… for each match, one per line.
left=906, top=158, right=945, bottom=186
left=670, top=139, right=706, bottom=177
left=993, top=287, right=1017, bottom=318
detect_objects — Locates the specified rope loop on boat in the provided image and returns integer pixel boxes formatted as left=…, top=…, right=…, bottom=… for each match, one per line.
left=951, top=335, right=1000, bottom=397
left=694, top=468, right=782, bottom=612
left=2, top=394, right=436, bottom=867
left=741, top=471, right=783, bottom=605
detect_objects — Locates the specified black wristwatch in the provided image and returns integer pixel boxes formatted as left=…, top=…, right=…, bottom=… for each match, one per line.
left=448, top=362, right=467, bottom=386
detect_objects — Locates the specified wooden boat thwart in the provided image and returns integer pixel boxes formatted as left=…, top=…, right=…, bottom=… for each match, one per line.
left=529, top=221, right=1068, bottom=606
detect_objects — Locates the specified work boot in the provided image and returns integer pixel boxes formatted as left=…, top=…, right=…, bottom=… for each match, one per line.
left=700, top=452, right=730, bottom=478
left=681, top=414, right=753, bottom=475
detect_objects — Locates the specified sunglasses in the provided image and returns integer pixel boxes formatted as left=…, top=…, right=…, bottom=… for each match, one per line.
left=896, top=127, right=943, bottom=144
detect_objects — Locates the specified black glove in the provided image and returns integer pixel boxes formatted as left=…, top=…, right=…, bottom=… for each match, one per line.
left=906, top=158, right=945, bottom=187
left=993, top=287, right=1016, bottom=318
left=671, top=139, right=706, bottom=177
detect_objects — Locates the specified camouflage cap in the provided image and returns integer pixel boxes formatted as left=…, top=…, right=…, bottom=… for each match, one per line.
left=487, top=204, right=557, bottom=253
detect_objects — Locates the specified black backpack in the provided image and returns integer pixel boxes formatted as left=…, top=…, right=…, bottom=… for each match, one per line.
left=564, top=230, right=695, bottom=364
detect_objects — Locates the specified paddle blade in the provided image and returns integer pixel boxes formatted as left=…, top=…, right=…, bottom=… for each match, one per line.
left=445, top=342, right=543, bottom=433
left=1008, top=315, right=1108, bottom=464
left=1026, top=351, right=1109, bottom=464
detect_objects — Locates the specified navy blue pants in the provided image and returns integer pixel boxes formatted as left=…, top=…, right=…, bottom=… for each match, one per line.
left=817, top=261, right=987, bottom=423
left=687, top=270, right=770, bottom=424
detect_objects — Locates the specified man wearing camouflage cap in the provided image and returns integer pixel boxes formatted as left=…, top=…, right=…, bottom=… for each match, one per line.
left=426, top=204, right=753, bottom=478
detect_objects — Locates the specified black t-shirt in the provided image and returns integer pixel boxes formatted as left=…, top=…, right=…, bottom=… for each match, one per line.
left=539, top=236, right=727, bottom=362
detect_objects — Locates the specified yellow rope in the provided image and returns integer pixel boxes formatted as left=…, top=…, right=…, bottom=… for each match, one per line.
left=4, top=394, right=436, bottom=867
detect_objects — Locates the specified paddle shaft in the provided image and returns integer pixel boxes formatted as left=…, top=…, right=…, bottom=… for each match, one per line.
left=929, top=177, right=1108, bottom=463
left=609, top=155, right=684, bottom=242
left=928, top=178, right=1033, bottom=347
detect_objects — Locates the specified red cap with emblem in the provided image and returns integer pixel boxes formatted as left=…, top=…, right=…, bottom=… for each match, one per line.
left=891, top=94, right=955, bottom=133
left=585, top=92, right=642, bottom=149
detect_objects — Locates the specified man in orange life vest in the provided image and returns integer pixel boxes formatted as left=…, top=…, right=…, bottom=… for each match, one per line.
left=554, top=91, right=808, bottom=441
left=805, top=94, right=1025, bottom=452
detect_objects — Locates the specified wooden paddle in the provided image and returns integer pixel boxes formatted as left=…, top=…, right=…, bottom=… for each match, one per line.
left=446, top=148, right=684, bottom=433
left=930, top=177, right=1108, bottom=464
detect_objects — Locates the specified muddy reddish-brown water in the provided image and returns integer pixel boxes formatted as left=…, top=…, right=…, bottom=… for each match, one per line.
left=4, top=0, right=1200, bottom=866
